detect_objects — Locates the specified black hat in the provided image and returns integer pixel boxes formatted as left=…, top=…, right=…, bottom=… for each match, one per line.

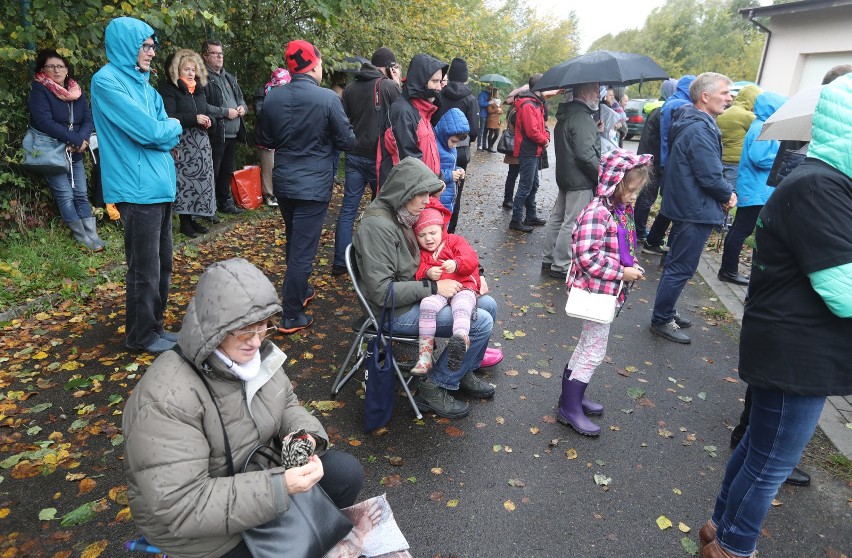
left=447, top=57, right=469, bottom=82
left=371, top=47, right=397, bottom=68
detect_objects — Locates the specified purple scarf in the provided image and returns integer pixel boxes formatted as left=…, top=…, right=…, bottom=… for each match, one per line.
left=613, top=201, right=637, bottom=267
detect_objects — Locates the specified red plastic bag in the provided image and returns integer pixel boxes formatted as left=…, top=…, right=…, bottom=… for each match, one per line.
left=230, top=165, right=262, bottom=210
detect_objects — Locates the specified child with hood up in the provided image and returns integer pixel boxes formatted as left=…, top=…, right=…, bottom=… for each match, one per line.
left=557, top=149, right=652, bottom=437
left=434, top=107, right=470, bottom=214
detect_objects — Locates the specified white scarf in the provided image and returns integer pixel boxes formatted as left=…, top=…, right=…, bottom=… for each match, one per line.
left=213, top=348, right=262, bottom=381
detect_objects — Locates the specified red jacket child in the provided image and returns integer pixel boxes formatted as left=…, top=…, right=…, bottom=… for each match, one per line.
left=413, top=207, right=481, bottom=292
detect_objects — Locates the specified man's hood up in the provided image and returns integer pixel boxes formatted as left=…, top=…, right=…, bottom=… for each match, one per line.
left=752, top=91, right=786, bottom=122
left=732, top=84, right=762, bottom=111
left=178, top=258, right=282, bottom=369
left=104, top=17, right=156, bottom=82
left=373, top=157, right=444, bottom=214
left=404, top=54, right=448, bottom=100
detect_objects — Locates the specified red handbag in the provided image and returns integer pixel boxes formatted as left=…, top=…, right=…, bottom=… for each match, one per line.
left=230, top=165, right=262, bottom=210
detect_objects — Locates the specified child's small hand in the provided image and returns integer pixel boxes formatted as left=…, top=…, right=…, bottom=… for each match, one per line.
left=622, top=265, right=644, bottom=282
left=426, top=266, right=443, bottom=280
left=441, top=260, right=458, bottom=273
left=452, top=168, right=464, bottom=181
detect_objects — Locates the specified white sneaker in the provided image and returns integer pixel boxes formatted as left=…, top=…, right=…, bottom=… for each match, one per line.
left=265, top=196, right=278, bottom=207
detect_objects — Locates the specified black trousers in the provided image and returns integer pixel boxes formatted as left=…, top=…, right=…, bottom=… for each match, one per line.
left=447, top=146, right=470, bottom=234
left=211, top=137, right=238, bottom=209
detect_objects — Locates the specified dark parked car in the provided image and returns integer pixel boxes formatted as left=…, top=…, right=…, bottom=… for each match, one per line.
left=624, top=98, right=652, bottom=140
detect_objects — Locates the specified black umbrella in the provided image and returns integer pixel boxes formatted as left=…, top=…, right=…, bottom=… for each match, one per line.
left=532, top=50, right=669, bottom=92
left=340, top=55, right=370, bottom=73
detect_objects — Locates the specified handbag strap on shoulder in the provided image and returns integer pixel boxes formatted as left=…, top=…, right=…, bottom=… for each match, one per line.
left=171, top=346, right=236, bottom=477
left=378, top=283, right=395, bottom=344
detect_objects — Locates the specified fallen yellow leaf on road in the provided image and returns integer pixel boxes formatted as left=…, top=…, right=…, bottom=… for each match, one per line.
left=503, top=500, right=516, bottom=511
left=656, top=515, right=673, bottom=530
left=678, top=522, right=691, bottom=533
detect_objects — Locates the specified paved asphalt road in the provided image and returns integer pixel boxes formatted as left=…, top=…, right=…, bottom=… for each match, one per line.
left=5, top=142, right=850, bottom=558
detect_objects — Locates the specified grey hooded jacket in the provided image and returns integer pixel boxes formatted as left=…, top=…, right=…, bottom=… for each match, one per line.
left=122, top=258, right=328, bottom=558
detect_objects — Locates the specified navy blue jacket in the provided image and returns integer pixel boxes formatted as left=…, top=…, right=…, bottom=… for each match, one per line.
left=28, top=81, right=94, bottom=162
left=256, top=73, right=355, bottom=202
left=660, top=106, right=733, bottom=224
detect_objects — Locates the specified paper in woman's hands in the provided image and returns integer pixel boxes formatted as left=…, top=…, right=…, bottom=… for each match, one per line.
left=280, top=429, right=314, bottom=469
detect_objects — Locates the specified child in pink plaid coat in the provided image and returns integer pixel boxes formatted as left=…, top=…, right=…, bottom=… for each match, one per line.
left=557, top=149, right=653, bottom=437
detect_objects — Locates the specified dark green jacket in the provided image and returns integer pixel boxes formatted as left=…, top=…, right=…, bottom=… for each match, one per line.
left=554, top=100, right=601, bottom=192
left=353, top=157, right=445, bottom=317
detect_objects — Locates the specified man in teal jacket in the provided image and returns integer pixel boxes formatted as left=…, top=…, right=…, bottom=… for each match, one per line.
left=91, top=17, right=182, bottom=353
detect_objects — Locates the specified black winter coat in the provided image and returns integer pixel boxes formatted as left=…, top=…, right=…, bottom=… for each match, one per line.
left=255, top=73, right=355, bottom=202
left=202, top=67, right=247, bottom=143
left=342, top=64, right=401, bottom=159
left=432, top=81, right=479, bottom=144
left=159, top=80, right=213, bottom=130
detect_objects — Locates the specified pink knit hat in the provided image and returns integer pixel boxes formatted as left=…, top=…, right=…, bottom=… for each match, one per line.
left=414, top=207, right=445, bottom=234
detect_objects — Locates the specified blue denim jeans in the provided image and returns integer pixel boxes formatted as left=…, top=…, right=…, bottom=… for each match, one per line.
left=722, top=163, right=739, bottom=189
left=511, top=156, right=540, bottom=223
left=712, top=386, right=825, bottom=555
left=279, top=198, right=329, bottom=319
left=46, top=159, right=93, bottom=222
left=333, top=154, right=377, bottom=268
left=116, top=202, right=173, bottom=349
left=390, top=295, right=496, bottom=390
left=652, top=221, right=713, bottom=324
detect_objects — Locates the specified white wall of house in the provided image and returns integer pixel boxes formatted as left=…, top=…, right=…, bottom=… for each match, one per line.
left=758, top=4, right=852, bottom=94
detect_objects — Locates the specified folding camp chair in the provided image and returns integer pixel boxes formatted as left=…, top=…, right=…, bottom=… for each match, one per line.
left=330, top=245, right=423, bottom=419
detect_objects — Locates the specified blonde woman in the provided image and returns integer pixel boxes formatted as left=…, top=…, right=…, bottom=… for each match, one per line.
left=159, top=49, right=216, bottom=237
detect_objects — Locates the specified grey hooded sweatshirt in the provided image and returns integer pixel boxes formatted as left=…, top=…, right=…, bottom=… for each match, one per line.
left=122, top=258, right=327, bottom=558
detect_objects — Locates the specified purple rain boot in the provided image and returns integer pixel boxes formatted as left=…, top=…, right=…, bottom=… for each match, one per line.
left=559, top=366, right=603, bottom=416
left=557, top=377, right=601, bottom=437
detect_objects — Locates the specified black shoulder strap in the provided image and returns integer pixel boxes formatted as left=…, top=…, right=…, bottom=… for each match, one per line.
left=171, top=347, right=236, bottom=476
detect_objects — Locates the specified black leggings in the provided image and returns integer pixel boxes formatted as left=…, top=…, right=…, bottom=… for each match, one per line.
left=486, top=128, right=499, bottom=150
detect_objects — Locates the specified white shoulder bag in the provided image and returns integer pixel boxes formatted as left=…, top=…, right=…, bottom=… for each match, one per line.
left=564, top=262, right=623, bottom=324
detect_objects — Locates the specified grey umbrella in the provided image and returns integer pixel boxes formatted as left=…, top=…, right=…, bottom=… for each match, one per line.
left=532, top=50, right=669, bottom=92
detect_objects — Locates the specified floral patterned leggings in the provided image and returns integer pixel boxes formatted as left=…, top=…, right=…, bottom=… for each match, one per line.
left=419, top=290, right=477, bottom=338
left=567, top=320, right=612, bottom=384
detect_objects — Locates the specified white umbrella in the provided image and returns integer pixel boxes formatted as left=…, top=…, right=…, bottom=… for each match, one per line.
left=758, top=86, right=823, bottom=141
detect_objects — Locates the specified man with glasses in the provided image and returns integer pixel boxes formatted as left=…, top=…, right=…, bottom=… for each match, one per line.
left=330, top=47, right=402, bottom=277
left=202, top=40, right=247, bottom=216
left=90, top=17, right=182, bottom=353
left=377, top=53, right=448, bottom=188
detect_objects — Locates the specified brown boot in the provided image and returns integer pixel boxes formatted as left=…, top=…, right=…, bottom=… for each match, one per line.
left=701, top=540, right=755, bottom=558
left=410, top=336, right=434, bottom=376
left=699, top=521, right=716, bottom=554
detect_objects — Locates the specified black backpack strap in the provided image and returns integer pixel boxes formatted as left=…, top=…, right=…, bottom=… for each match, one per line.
left=171, top=346, right=236, bottom=477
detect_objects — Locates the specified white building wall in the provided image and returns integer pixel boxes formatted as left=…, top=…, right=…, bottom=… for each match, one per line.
left=758, top=4, right=852, bottom=94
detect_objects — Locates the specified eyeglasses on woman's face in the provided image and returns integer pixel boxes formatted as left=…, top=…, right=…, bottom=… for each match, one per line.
left=229, top=325, right=277, bottom=342
left=141, top=42, right=157, bottom=53
left=43, top=64, right=67, bottom=71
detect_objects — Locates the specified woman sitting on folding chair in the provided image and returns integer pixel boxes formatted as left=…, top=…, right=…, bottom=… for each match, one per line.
left=122, top=258, right=363, bottom=557
left=352, top=157, right=500, bottom=420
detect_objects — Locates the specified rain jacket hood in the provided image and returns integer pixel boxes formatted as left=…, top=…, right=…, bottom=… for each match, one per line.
left=808, top=73, right=852, bottom=179
left=354, top=63, right=385, bottom=82
left=597, top=149, right=653, bottom=199
left=660, top=75, right=696, bottom=167
left=732, top=84, right=761, bottom=112
left=178, top=258, right=282, bottom=369
left=660, top=78, right=678, bottom=101
left=441, top=80, right=473, bottom=101
left=435, top=107, right=470, bottom=149
left=404, top=54, right=448, bottom=100
left=735, top=91, right=787, bottom=207
left=104, top=17, right=157, bottom=82
left=373, top=157, right=445, bottom=214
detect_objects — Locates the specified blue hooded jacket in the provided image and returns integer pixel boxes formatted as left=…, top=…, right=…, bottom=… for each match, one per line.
left=660, top=75, right=695, bottom=168
left=90, top=17, right=182, bottom=204
left=736, top=92, right=786, bottom=207
left=434, top=108, right=470, bottom=212
left=660, top=105, right=733, bottom=224
left=477, top=90, right=490, bottom=119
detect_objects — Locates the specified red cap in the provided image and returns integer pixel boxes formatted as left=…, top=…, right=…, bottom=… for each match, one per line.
left=285, top=40, right=321, bottom=74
